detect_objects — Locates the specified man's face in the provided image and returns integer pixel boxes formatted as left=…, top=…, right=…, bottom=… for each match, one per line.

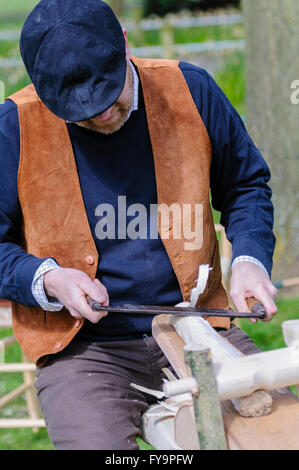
left=76, top=61, right=133, bottom=135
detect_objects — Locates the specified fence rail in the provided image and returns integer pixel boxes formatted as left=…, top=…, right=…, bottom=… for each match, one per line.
left=125, top=12, right=244, bottom=32
left=131, top=39, right=245, bottom=58
left=0, top=12, right=245, bottom=68
left=0, top=13, right=244, bottom=41
left=0, top=30, right=20, bottom=41
left=0, top=39, right=245, bottom=68
left=0, top=57, right=23, bottom=67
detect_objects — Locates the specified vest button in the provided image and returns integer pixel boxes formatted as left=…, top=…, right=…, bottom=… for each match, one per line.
left=86, top=256, right=95, bottom=265
left=54, top=341, right=62, bottom=349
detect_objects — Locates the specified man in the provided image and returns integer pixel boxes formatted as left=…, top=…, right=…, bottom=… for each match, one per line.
left=0, top=0, right=277, bottom=450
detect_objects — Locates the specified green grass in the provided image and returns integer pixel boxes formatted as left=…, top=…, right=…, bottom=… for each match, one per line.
left=0, top=427, right=54, bottom=451
left=214, top=50, right=245, bottom=116
left=240, top=297, right=299, bottom=351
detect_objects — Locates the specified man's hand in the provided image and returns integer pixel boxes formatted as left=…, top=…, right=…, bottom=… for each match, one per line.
left=44, top=268, right=109, bottom=323
left=230, top=262, right=277, bottom=323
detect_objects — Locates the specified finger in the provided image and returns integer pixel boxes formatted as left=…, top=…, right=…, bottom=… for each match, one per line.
left=92, top=279, right=109, bottom=316
left=67, top=276, right=109, bottom=323
left=80, top=279, right=110, bottom=322
left=254, top=285, right=278, bottom=322
left=66, top=299, right=92, bottom=321
left=93, top=277, right=108, bottom=292
left=231, top=291, right=258, bottom=324
left=68, top=309, right=85, bottom=320
left=93, top=279, right=109, bottom=306
left=76, top=294, right=108, bottom=323
left=67, top=286, right=107, bottom=324
left=79, top=277, right=107, bottom=305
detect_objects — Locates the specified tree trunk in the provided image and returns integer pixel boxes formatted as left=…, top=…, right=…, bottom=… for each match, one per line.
left=243, top=0, right=299, bottom=283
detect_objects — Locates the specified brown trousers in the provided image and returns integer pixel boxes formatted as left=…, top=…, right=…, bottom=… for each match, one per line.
left=35, top=325, right=260, bottom=450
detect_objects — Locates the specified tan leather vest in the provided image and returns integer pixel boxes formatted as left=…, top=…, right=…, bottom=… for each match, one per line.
left=8, top=57, right=229, bottom=365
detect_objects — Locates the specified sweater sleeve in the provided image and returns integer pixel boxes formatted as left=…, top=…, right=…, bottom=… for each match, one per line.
left=180, top=63, right=276, bottom=277
left=0, top=103, right=49, bottom=307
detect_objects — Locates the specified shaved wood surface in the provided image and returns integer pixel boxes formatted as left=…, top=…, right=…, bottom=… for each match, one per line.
left=152, top=314, right=190, bottom=379
left=175, top=404, right=200, bottom=450
left=152, top=314, right=299, bottom=450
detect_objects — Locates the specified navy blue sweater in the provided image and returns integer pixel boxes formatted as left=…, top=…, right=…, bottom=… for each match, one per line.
left=0, top=62, right=275, bottom=340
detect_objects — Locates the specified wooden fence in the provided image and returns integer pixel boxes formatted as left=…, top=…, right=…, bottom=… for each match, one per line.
left=0, top=12, right=245, bottom=68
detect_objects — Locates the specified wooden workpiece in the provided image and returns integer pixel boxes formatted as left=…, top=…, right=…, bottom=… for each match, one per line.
left=152, top=314, right=299, bottom=450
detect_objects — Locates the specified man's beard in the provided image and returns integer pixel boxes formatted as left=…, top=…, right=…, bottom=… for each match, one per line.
left=76, top=68, right=134, bottom=135
left=78, top=99, right=133, bottom=135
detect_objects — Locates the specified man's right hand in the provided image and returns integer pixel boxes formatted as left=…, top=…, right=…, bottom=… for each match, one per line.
left=43, top=268, right=109, bottom=323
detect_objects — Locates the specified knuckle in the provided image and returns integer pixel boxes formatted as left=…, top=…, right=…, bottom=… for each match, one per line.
left=68, top=301, right=79, bottom=312
left=90, top=314, right=102, bottom=324
left=69, top=309, right=80, bottom=319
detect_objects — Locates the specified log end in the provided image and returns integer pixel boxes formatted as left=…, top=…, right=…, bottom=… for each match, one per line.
left=232, top=390, right=273, bottom=417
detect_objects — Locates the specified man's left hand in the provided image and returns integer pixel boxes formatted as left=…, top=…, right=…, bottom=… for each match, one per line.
left=230, top=261, right=278, bottom=323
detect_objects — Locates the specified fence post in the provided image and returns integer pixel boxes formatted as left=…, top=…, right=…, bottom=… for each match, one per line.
left=131, top=6, right=145, bottom=47
left=160, top=14, right=176, bottom=59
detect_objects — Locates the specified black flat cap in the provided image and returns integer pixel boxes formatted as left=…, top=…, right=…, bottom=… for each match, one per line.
left=20, top=0, right=127, bottom=122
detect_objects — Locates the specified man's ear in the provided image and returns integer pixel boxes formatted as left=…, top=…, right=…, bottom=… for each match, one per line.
left=122, top=27, right=130, bottom=59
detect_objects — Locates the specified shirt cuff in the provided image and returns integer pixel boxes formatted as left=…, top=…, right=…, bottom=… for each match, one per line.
left=231, top=237, right=273, bottom=277
left=31, top=258, right=64, bottom=311
left=231, top=255, right=269, bottom=278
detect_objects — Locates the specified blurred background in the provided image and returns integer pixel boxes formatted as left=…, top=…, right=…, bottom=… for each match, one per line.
left=0, top=0, right=298, bottom=451
left=0, top=0, right=246, bottom=114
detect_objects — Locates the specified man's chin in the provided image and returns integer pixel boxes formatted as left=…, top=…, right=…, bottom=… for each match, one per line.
left=93, top=119, right=126, bottom=135
left=78, top=115, right=128, bottom=135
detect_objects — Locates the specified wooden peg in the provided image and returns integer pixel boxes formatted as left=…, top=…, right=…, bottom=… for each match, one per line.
left=246, top=297, right=266, bottom=317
